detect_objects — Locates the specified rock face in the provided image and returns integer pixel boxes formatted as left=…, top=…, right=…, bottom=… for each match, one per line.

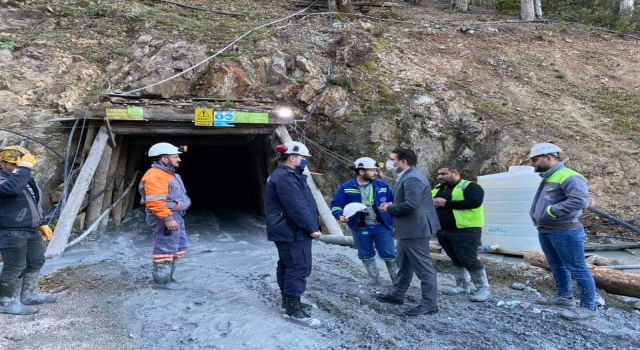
left=1, top=4, right=639, bottom=218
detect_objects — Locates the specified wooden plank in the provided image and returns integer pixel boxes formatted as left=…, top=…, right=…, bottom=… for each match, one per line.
left=485, top=249, right=526, bottom=257
left=99, top=135, right=123, bottom=229
left=524, top=251, right=640, bottom=298
left=275, top=125, right=344, bottom=236
left=112, top=143, right=130, bottom=225
left=103, top=117, right=117, bottom=148
left=584, top=242, right=640, bottom=251
left=73, top=105, right=296, bottom=125
left=84, top=139, right=114, bottom=229
left=122, top=146, right=141, bottom=218
left=46, top=125, right=110, bottom=258
left=80, top=121, right=97, bottom=165
left=110, top=125, right=275, bottom=135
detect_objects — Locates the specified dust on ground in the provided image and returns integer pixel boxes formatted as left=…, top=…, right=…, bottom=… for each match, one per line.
left=1, top=211, right=639, bottom=350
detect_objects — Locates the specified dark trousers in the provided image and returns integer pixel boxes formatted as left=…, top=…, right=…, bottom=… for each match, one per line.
left=391, top=237, right=437, bottom=308
left=0, top=228, right=46, bottom=283
left=437, top=228, right=484, bottom=272
left=275, top=240, right=312, bottom=298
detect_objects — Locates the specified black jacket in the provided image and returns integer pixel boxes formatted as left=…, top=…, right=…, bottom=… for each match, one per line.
left=264, top=165, right=319, bottom=242
left=0, top=167, right=45, bottom=229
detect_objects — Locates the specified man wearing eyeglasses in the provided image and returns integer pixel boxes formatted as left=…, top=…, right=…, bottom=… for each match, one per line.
left=529, top=142, right=596, bottom=320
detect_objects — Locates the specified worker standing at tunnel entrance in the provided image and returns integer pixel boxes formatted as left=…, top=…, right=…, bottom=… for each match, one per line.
left=139, top=142, right=191, bottom=290
left=265, top=141, right=322, bottom=328
left=330, top=157, right=398, bottom=286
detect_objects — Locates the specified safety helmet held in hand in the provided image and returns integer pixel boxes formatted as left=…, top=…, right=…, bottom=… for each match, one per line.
left=343, top=202, right=367, bottom=219
left=0, top=145, right=31, bottom=163
left=275, top=141, right=311, bottom=157
left=353, top=157, right=378, bottom=170
left=148, top=142, right=182, bottom=157
left=530, top=142, right=562, bottom=158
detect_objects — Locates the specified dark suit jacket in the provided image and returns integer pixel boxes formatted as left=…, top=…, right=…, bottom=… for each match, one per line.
left=387, top=167, right=441, bottom=239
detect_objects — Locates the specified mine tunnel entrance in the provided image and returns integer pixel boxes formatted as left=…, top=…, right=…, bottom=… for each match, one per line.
left=126, top=133, right=276, bottom=216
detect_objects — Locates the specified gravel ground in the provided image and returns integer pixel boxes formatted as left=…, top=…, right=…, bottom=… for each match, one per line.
left=1, top=212, right=639, bottom=350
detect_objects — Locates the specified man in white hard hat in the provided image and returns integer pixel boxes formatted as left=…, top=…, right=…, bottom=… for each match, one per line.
left=330, top=157, right=398, bottom=286
left=0, top=146, right=57, bottom=315
left=529, top=142, right=597, bottom=320
left=265, top=141, right=322, bottom=328
left=139, top=142, right=191, bottom=290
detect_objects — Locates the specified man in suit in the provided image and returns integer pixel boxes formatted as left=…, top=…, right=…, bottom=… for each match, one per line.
left=376, top=148, right=441, bottom=316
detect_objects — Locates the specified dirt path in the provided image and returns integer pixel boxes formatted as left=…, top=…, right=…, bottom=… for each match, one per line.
left=1, top=212, right=639, bottom=350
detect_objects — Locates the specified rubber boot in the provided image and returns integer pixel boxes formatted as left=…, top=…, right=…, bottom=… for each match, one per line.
left=442, top=266, right=471, bottom=295
left=384, top=260, right=399, bottom=285
left=0, top=280, right=39, bottom=315
left=152, top=262, right=179, bottom=290
left=170, top=260, right=178, bottom=284
left=285, top=296, right=322, bottom=328
left=361, top=258, right=379, bottom=285
left=469, top=268, right=491, bottom=302
left=21, top=272, right=57, bottom=305
left=281, top=291, right=314, bottom=311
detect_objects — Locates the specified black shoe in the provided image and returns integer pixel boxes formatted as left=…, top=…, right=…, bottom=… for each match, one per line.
left=403, top=305, right=439, bottom=316
left=376, top=293, right=404, bottom=305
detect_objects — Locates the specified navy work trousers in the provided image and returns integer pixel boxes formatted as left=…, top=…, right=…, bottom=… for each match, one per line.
left=0, top=228, right=45, bottom=283
left=275, top=239, right=312, bottom=298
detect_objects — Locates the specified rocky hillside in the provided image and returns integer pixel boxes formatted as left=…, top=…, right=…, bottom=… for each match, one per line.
left=1, top=0, right=640, bottom=226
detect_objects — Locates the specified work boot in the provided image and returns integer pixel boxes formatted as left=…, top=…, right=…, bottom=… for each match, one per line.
left=384, top=260, right=399, bottom=285
left=152, top=262, right=179, bottom=290
left=361, top=258, right=379, bottom=285
left=0, top=280, right=39, bottom=315
left=281, top=291, right=314, bottom=311
left=375, top=292, right=404, bottom=305
left=536, top=295, right=576, bottom=309
left=559, top=306, right=597, bottom=320
left=21, top=272, right=57, bottom=305
left=285, top=296, right=322, bottom=328
left=403, top=304, right=439, bottom=316
left=469, top=268, right=491, bottom=302
left=170, top=260, right=178, bottom=284
left=442, top=266, right=471, bottom=295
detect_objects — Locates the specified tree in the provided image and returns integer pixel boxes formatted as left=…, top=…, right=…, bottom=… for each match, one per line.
left=620, top=0, right=635, bottom=17
left=521, top=0, right=535, bottom=20
left=454, top=0, right=469, bottom=12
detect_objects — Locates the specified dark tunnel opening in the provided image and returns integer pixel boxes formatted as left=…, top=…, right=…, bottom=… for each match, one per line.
left=129, top=134, right=274, bottom=217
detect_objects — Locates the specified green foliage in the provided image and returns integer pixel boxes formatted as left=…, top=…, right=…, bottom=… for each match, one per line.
left=541, top=0, right=640, bottom=33
left=0, top=37, right=16, bottom=51
left=588, top=89, right=640, bottom=134
left=491, top=0, right=520, bottom=14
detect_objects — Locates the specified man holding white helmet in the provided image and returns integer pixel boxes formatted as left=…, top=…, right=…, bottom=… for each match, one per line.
left=330, top=157, right=397, bottom=286
left=0, top=146, right=57, bottom=315
left=139, top=142, right=191, bottom=290
left=265, top=141, right=322, bottom=328
left=529, top=142, right=597, bottom=320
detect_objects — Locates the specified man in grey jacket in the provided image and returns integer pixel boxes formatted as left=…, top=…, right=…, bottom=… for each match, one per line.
left=529, top=142, right=596, bottom=320
left=376, top=148, right=441, bottom=316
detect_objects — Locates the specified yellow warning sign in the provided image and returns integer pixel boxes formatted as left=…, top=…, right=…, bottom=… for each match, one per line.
left=194, top=108, right=213, bottom=126
left=105, top=107, right=145, bottom=121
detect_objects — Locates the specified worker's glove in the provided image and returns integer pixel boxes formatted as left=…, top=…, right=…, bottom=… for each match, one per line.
left=39, top=225, right=53, bottom=241
left=17, top=154, right=37, bottom=168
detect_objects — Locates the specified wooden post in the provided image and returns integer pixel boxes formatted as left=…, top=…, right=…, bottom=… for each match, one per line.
left=112, top=142, right=129, bottom=225
left=80, top=121, right=97, bottom=165
left=99, top=135, right=123, bottom=229
left=524, top=251, right=640, bottom=298
left=275, top=125, right=343, bottom=236
left=122, top=145, right=141, bottom=218
left=84, top=138, right=114, bottom=229
left=46, top=125, right=110, bottom=258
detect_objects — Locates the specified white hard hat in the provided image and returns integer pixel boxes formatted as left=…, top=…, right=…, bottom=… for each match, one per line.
left=281, top=141, right=311, bottom=157
left=529, top=142, right=562, bottom=158
left=353, top=157, right=378, bottom=170
left=343, top=202, right=367, bottom=219
left=148, top=142, right=181, bottom=157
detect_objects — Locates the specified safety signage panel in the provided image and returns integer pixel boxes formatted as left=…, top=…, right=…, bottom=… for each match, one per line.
left=194, top=108, right=213, bottom=126
left=234, top=112, right=269, bottom=124
left=214, top=111, right=235, bottom=127
left=105, top=107, right=144, bottom=120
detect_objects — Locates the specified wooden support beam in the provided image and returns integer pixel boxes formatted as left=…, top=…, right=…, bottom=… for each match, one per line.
left=102, top=117, right=117, bottom=148
left=100, top=135, right=123, bottom=229
left=275, top=125, right=344, bottom=236
left=122, top=145, right=141, bottom=218
left=84, top=138, right=114, bottom=230
left=80, top=121, right=97, bottom=165
left=46, top=125, right=110, bottom=258
left=110, top=125, right=275, bottom=135
left=112, top=143, right=130, bottom=225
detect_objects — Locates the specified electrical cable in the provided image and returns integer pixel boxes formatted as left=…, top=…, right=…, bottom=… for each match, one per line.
left=0, top=127, right=64, bottom=161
